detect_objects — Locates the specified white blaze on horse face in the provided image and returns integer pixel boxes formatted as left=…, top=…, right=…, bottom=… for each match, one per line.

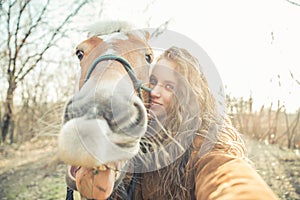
left=100, top=32, right=129, bottom=43
left=103, top=48, right=116, bottom=55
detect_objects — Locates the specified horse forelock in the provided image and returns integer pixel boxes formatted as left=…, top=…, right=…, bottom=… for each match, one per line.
left=86, top=20, right=133, bottom=37
left=85, top=20, right=150, bottom=52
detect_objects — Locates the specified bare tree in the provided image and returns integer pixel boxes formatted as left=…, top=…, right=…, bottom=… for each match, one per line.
left=260, top=101, right=284, bottom=144
left=283, top=108, right=300, bottom=149
left=0, top=0, right=88, bottom=143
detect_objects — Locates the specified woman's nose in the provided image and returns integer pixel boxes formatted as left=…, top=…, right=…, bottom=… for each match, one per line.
left=150, top=84, right=161, bottom=98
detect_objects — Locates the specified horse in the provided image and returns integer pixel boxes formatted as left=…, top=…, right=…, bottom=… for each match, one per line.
left=57, top=21, right=153, bottom=199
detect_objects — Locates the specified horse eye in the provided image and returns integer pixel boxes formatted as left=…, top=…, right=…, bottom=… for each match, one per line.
left=76, top=50, right=84, bottom=61
left=145, top=54, right=152, bottom=64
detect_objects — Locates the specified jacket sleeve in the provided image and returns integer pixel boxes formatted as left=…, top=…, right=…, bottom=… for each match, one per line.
left=194, top=152, right=279, bottom=200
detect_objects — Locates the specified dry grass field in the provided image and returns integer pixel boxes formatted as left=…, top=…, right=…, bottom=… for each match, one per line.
left=0, top=136, right=299, bottom=200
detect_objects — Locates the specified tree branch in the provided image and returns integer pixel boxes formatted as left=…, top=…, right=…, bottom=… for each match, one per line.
left=15, top=0, right=49, bottom=59
left=286, top=0, right=300, bottom=7
left=6, top=0, right=17, bottom=76
left=150, top=19, right=172, bottom=38
left=14, top=0, right=30, bottom=57
left=16, top=0, right=88, bottom=82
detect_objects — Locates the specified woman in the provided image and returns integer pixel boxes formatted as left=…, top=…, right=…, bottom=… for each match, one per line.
left=76, top=47, right=279, bottom=200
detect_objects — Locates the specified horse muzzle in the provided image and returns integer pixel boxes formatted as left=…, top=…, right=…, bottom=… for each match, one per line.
left=58, top=78, right=147, bottom=167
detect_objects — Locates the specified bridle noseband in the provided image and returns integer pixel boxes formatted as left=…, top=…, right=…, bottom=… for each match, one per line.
left=84, top=54, right=152, bottom=99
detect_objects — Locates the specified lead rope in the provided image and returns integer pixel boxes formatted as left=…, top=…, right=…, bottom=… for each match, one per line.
left=66, top=187, right=74, bottom=200
left=127, top=172, right=138, bottom=199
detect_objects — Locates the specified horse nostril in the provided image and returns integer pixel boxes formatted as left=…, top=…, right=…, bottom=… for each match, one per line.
left=63, top=100, right=73, bottom=123
left=133, top=102, right=145, bottom=126
left=63, top=98, right=91, bottom=122
left=102, top=108, right=116, bottom=128
left=119, top=100, right=147, bottom=137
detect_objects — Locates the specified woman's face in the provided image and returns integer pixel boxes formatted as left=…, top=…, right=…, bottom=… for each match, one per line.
left=149, top=58, right=177, bottom=118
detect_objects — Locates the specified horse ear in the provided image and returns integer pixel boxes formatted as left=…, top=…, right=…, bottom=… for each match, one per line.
left=144, top=30, right=151, bottom=41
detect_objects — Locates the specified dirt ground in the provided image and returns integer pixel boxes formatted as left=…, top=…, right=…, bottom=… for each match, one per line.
left=245, top=137, right=300, bottom=200
left=0, top=136, right=299, bottom=200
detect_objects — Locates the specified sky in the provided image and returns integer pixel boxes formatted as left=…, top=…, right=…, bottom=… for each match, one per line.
left=76, top=0, right=300, bottom=112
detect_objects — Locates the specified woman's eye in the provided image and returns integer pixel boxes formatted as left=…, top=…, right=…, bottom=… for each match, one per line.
left=145, top=54, right=152, bottom=64
left=76, top=50, right=84, bottom=61
left=149, top=76, right=157, bottom=86
left=165, top=84, right=175, bottom=91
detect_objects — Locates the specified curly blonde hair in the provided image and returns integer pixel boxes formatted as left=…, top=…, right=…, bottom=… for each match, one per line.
left=151, top=46, right=246, bottom=156
left=136, top=46, right=247, bottom=199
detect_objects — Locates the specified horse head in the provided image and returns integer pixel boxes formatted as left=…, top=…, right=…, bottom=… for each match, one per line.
left=57, top=21, right=153, bottom=198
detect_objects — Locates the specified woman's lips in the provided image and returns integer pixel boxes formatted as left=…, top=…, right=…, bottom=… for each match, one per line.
left=151, top=101, right=162, bottom=106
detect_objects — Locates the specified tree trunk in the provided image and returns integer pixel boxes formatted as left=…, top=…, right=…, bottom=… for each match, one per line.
left=1, top=80, right=16, bottom=143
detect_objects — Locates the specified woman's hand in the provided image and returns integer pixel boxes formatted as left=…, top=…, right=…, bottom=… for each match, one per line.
left=76, top=166, right=116, bottom=199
